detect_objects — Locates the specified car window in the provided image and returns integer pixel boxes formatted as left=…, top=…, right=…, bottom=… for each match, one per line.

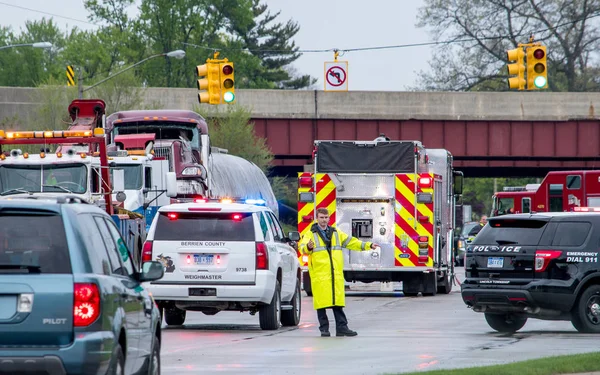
left=473, top=219, right=549, bottom=246
left=551, top=222, right=591, bottom=247
left=102, top=218, right=135, bottom=275
left=264, top=211, right=283, bottom=241
left=268, top=212, right=286, bottom=242
left=93, top=216, right=128, bottom=276
left=77, top=214, right=111, bottom=275
left=258, top=212, right=271, bottom=241
left=155, top=212, right=255, bottom=241
left=0, top=212, right=71, bottom=274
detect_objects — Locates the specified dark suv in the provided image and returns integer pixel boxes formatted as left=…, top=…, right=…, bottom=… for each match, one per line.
left=461, top=212, right=600, bottom=333
left=0, top=197, right=165, bottom=375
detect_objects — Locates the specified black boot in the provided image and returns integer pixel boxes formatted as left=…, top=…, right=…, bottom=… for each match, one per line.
left=336, top=327, right=358, bottom=337
left=320, top=330, right=331, bottom=337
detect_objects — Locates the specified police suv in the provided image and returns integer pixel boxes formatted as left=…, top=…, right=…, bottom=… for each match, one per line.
left=143, top=199, right=302, bottom=330
left=462, top=210, right=600, bottom=333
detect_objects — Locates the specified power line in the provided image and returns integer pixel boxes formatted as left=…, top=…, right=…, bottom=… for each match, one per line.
left=0, top=1, right=99, bottom=27
left=185, top=11, right=600, bottom=55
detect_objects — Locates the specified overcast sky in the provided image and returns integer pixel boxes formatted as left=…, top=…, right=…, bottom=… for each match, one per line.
left=0, top=0, right=433, bottom=91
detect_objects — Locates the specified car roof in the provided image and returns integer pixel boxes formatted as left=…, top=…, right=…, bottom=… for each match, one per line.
left=158, top=202, right=271, bottom=214
left=0, top=196, right=109, bottom=216
left=490, top=212, right=600, bottom=221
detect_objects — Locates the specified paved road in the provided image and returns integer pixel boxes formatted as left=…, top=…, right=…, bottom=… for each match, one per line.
left=159, top=274, right=599, bottom=375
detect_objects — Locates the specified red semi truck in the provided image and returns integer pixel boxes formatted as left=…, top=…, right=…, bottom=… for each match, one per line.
left=491, top=170, right=600, bottom=216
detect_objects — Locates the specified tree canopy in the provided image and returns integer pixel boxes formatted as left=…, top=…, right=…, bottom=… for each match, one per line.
left=0, top=0, right=315, bottom=90
left=415, top=0, right=600, bottom=92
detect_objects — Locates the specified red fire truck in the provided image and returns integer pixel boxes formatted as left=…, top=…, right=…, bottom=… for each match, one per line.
left=491, top=170, right=600, bottom=216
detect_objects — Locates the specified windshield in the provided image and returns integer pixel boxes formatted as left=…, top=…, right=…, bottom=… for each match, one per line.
left=0, top=163, right=88, bottom=195
left=492, top=196, right=514, bottom=216
left=111, top=164, right=142, bottom=190
left=461, top=222, right=478, bottom=237
left=114, top=123, right=200, bottom=150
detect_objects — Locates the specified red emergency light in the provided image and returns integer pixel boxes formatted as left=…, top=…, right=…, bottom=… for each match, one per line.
left=299, top=176, right=313, bottom=188
left=167, top=213, right=178, bottom=220
left=418, top=177, right=432, bottom=189
left=232, top=214, right=242, bottom=221
left=574, top=207, right=600, bottom=212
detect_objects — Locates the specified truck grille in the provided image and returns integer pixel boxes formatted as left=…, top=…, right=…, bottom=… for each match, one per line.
left=154, top=147, right=172, bottom=170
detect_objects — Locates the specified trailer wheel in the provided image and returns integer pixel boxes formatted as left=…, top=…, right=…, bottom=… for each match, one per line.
left=302, top=272, right=313, bottom=297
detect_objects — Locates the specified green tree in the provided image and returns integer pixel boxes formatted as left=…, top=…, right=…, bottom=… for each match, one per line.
left=415, top=0, right=600, bottom=92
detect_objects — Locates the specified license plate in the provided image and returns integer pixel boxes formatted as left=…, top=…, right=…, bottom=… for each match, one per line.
left=487, top=257, right=504, bottom=268
left=194, top=254, right=213, bottom=265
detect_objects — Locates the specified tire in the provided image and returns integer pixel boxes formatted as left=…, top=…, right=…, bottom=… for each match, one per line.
left=303, top=272, right=313, bottom=297
left=259, top=280, right=281, bottom=330
left=148, top=335, right=160, bottom=375
left=281, top=280, right=301, bottom=327
left=437, top=272, right=452, bottom=294
left=108, top=342, right=125, bottom=375
left=571, top=285, right=600, bottom=333
left=484, top=313, right=527, bottom=333
left=164, top=306, right=186, bottom=326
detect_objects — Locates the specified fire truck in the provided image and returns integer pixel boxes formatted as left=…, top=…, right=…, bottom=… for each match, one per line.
left=297, top=137, right=463, bottom=296
left=491, top=170, right=600, bottom=216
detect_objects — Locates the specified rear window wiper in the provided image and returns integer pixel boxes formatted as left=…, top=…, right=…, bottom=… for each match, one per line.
left=496, top=239, right=518, bottom=245
left=0, top=264, right=42, bottom=273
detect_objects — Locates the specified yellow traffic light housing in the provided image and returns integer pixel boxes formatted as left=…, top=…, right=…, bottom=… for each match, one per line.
left=526, top=46, right=548, bottom=90
left=220, top=62, right=235, bottom=104
left=506, top=47, right=525, bottom=90
left=196, top=62, right=221, bottom=104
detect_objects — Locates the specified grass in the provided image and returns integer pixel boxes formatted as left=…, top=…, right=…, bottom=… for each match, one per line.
left=390, top=351, right=600, bottom=375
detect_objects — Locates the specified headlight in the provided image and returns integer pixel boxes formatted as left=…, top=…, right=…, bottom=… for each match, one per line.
left=182, top=166, right=207, bottom=178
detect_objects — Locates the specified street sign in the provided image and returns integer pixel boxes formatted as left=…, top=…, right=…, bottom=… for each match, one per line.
left=324, top=61, right=348, bottom=91
left=66, top=65, right=75, bottom=86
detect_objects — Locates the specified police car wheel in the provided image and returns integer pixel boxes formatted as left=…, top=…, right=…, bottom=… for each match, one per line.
left=571, top=285, right=600, bottom=333
left=484, top=313, right=527, bottom=333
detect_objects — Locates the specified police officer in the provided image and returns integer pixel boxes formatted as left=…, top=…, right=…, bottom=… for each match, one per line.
left=468, top=215, right=488, bottom=239
left=299, top=207, right=380, bottom=337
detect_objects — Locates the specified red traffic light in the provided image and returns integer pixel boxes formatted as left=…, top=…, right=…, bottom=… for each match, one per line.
left=222, top=64, right=233, bottom=75
left=533, top=48, right=545, bottom=59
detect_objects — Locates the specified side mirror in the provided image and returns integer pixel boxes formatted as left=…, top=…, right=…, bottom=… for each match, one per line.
left=453, top=171, right=464, bottom=196
left=138, top=261, right=164, bottom=282
left=288, top=231, right=301, bottom=242
left=113, top=168, right=125, bottom=192
left=165, top=172, right=177, bottom=198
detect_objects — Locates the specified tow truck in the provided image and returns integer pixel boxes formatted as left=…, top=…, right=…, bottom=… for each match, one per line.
left=0, top=102, right=177, bottom=267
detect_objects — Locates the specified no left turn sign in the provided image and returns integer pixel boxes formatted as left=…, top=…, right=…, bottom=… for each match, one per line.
left=324, top=61, right=348, bottom=91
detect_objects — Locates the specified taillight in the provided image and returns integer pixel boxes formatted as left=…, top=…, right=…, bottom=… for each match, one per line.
left=535, top=250, right=562, bottom=272
left=299, top=176, right=313, bottom=188
left=74, top=283, right=100, bottom=327
left=256, top=242, right=269, bottom=270
left=142, top=241, right=153, bottom=263
left=417, top=236, right=429, bottom=262
left=418, top=176, right=432, bottom=188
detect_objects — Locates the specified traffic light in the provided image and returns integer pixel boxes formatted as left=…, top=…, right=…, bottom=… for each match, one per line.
left=220, top=62, right=235, bottom=103
left=526, top=46, right=548, bottom=90
left=506, top=47, right=525, bottom=90
left=196, top=62, right=221, bottom=104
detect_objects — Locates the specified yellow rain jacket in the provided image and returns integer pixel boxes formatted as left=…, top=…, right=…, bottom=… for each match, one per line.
left=299, top=223, right=374, bottom=310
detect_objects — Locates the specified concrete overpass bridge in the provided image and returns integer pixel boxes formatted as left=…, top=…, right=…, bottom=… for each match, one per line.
left=2, top=87, right=600, bottom=178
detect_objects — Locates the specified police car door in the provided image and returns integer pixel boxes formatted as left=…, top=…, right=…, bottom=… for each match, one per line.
left=264, top=211, right=293, bottom=300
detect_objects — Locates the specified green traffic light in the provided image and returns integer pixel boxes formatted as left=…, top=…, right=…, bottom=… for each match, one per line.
left=223, top=91, right=235, bottom=103
left=534, top=76, right=547, bottom=88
